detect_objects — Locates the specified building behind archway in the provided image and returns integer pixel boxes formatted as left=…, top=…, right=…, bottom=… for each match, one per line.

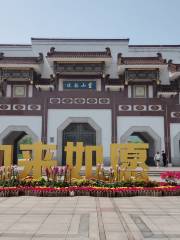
left=0, top=38, right=180, bottom=166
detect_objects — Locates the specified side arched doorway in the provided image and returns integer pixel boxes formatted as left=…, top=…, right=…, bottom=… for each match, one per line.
left=57, top=117, right=102, bottom=165
left=0, top=126, right=38, bottom=165
left=120, top=126, right=161, bottom=166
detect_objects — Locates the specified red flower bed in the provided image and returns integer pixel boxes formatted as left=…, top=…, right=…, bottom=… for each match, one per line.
left=160, top=171, right=180, bottom=185
left=1, top=186, right=180, bottom=197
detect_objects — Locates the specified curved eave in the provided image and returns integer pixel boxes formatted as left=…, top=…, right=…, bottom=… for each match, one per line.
left=0, top=63, right=41, bottom=73
left=118, top=64, right=167, bottom=74
left=169, top=71, right=180, bottom=81
left=46, top=56, right=112, bottom=63
left=56, top=72, right=103, bottom=76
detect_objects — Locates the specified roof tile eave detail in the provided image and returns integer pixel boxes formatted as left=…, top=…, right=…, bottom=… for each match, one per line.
left=47, top=54, right=111, bottom=58
left=46, top=48, right=112, bottom=59
left=118, top=56, right=166, bottom=65
left=169, top=63, right=180, bottom=72
left=129, top=44, right=180, bottom=48
left=0, top=56, right=43, bottom=65
left=31, top=37, right=129, bottom=42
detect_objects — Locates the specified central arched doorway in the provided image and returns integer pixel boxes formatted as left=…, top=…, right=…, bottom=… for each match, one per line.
left=62, top=122, right=96, bottom=165
left=57, top=117, right=102, bottom=165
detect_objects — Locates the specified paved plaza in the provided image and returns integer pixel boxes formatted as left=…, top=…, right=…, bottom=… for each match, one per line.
left=0, top=196, right=180, bottom=240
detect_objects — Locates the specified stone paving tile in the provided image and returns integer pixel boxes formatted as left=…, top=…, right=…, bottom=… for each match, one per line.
left=89, top=213, right=99, bottom=240
left=0, top=196, right=180, bottom=239
left=106, top=232, right=129, bottom=240
left=0, top=215, right=21, bottom=222
left=18, top=214, right=47, bottom=223
left=0, top=238, right=32, bottom=240
left=0, top=223, right=14, bottom=231
left=68, top=214, right=81, bottom=235
left=32, top=238, right=65, bottom=240
left=103, top=223, right=125, bottom=232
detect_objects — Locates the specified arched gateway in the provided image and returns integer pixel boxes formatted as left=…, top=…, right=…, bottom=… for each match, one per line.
left=120, top=126, right=162, bottom=166
left=0, top=126, right=38, bottom=164
left=57, top=117, right=102, bottom=165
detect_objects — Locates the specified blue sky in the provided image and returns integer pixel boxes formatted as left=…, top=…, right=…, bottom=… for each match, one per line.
left=0, top=0, right=180, bottom=44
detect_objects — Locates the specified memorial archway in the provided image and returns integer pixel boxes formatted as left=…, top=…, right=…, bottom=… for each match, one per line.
left=120, top=126, right=161, bottom=166
left=0, top=126, right=38, bottom=165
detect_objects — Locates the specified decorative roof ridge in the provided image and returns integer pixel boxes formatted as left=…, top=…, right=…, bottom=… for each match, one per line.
left=117, top=53, right=166, bottom=64
left=0, top=44, right=31, bottom=47
left=32, top=37, right=129, bottom=42
left=0, top=52, right=43, bottom=64
left=120, top=56, right=162, bottom=60
left=168, top=61, right=180, bottom=72
left=129, top=44, right=180, bottom=48
left=47, top=47, right=111, bottom=58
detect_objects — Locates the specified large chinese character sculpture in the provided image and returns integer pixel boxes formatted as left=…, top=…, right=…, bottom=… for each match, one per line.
left=0, top=142, right=148, bottom=181
left=0, top=145, right=13, bottom=179
left=65, top=142, right=103, bottom=179
left=18, top=142, right=57, bottom=179
left=110, top=143, right=149, bottom=181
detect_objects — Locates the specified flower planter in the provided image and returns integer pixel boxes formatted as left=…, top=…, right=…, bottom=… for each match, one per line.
left=0, top=185, right=180, bottom=197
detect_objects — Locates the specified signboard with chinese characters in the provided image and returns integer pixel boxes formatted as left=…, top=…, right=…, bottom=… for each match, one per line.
left=63, top=81, right=96, bottom=90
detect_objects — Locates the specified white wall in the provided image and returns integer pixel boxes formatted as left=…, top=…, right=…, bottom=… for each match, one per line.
left=0, top=46, right=33, bottom=57
left=0, top=116, right=42, bottom=140
left=170, top=123, right=180, bottom=158
left=129, top=46, right=180, bottom=63
left=170, top=123, right=180, bottom=166
left=148, top=85, right=153, bottom=98
left=47, top=109, right=112, bottom=161
left=117, top=116, right=165, bottom=150
left=6, top=85, right=11, bottom=97
left=31, top=39, right=129, bottom=78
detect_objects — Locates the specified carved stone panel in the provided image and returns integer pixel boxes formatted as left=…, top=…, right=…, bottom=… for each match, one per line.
left=54, top=62, right=104, bottom=74
left=2, top=69, right=33, bottom=81
left=126, top=69, right=159, bottom=82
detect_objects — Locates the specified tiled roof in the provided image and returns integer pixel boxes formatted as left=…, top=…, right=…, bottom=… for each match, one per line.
left=47, top=47, right=111, bottom=58
left=32, top=37, right=129, bottom=42
left=0, top=53, right=43, bottom=64
left=129, top=44, right=180, bottom=48
left=118, top=53, right=166, bottom=65
left=0, top=44, right=31, bottom=47
left=168, top=63, right=180, bottom=72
